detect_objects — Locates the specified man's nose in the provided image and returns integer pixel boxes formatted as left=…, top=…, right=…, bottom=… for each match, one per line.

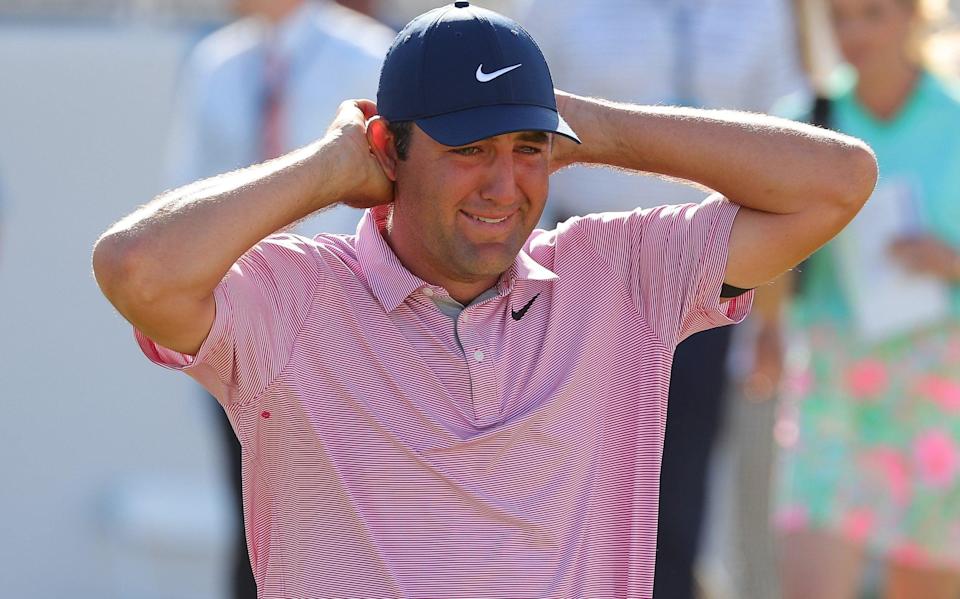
left=481, top=150, right=519, bottom=205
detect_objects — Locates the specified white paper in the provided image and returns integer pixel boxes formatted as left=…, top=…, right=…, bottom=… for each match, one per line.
left=833, top=178, right=951, bottom=343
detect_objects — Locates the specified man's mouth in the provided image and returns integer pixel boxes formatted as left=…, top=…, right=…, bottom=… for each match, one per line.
left=468, top=213, right=508, bottom=224
left=461, top=209, right=514, bottom=224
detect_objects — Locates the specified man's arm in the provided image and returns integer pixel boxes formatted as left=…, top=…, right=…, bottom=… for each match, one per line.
left=92, top=100, right=392, bottom=355
left=551, top=92, right=878, bottom=289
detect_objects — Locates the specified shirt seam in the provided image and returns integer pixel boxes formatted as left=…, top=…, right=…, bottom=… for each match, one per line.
left=240, top=247, right=328, bottom=407
left=640, top=200, right=732, bottom=349
left=206, top=284, right=236, bottom=390
left=688, top=200, right=737, bottom=337
left=628, top=213, right=674, bottom=352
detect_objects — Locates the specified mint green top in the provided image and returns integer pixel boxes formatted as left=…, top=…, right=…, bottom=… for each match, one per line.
left=781, top=68, right=960, bottom=328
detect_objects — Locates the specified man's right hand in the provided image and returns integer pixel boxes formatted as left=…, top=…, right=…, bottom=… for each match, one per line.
left=325, top=99, right=394, bottom=210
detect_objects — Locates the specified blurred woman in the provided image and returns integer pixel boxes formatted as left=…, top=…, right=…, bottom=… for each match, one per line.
left=773, top=0, right=960, bottom=598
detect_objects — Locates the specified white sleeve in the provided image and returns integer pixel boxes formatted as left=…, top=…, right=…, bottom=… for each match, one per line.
left=163, top=51, right=209, bottom=190
left=752, top=0, right=811, bottom=112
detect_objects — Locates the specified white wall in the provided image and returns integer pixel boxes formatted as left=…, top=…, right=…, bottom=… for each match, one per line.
left=0, top=22, right=231, bottom=599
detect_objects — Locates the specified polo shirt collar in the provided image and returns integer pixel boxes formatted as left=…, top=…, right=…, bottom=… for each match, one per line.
left=357, top=205, right=558, bottom=313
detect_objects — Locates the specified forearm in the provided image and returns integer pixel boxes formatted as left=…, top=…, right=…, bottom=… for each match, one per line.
left=556, top=92, right=875, bottom=215
left=94, top=136, right=352, bottom=306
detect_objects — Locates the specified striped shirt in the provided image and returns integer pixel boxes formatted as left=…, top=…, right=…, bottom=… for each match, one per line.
left=136, top=195, right=752, bottom=598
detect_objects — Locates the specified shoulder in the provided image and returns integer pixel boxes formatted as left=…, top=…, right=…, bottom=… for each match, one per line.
left=185, top=19, right=262, bottom=77
left=310, top=2, right=395, bottom=59
left=528, top=209, right=647, bottom=268
left=239, top=232, right=357, bottom=277
left=177, top=19, right=263, bottom=100
left=922, top=71, right=960, bottom=112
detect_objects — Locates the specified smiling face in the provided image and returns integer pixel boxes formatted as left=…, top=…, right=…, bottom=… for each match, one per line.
left=384, top=126, right=551, bottom=302
left=829, top=0, right=917, bottom=73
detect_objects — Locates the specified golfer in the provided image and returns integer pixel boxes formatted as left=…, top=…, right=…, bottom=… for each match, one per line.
left=93, top=3, right=876, bottom=597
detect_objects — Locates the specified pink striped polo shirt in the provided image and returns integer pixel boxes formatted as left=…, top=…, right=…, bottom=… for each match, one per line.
left=136, top=194, right=752, bottom=598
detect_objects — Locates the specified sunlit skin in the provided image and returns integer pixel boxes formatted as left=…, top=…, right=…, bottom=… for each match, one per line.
left=370, top=124, right=553, bottom=304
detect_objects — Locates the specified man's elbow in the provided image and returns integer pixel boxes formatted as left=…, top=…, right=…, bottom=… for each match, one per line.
left=832, top=140, right=878, bottom=216
left=92, top=230, right=161, bottom=313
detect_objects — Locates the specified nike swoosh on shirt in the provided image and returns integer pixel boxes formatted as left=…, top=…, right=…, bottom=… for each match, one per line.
left=476, top=63, right=522, bottom=83
left=511, top=293, right=540, bottom=321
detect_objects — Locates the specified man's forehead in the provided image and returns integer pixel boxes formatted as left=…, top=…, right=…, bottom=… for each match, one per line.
left=512, top=131, right=551, bottom=143
left=418, top=126, right=551, bottom=147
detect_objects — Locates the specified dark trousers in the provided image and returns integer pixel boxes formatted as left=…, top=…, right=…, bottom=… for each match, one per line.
left=653, top=325, right=734, bottom=599
left=213, top=397, right=258, bottom=599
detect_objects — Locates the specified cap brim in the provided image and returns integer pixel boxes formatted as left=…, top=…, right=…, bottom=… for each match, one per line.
left=415, top=104, right=580, bottom=147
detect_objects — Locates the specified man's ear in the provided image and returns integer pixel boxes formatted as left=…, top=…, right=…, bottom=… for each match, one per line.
left=367, top=116, right=399, bottom=182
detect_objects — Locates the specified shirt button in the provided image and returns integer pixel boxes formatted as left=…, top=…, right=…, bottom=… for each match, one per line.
left=423, top=287, right=434, bottom=297
left=461, top=313, right=470, bottom=323
left=474, top=350, right=485, bottom=362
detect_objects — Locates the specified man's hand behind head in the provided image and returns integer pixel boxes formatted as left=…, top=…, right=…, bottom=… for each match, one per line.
left=549, top=90, right=589, bottom=173
left=325, top=99, right=394, bottom=209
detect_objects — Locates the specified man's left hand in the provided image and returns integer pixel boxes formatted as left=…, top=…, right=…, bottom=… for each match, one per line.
left=549, top=89, right=587, bottom=173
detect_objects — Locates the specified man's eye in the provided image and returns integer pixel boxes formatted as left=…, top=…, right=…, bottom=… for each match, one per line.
left=452, top=147, right=480, bottom=156
left=517, top=145, right=542, bottom=154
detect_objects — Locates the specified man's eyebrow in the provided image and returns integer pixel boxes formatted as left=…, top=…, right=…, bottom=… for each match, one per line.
left=516, top=131, right=550, bottom=143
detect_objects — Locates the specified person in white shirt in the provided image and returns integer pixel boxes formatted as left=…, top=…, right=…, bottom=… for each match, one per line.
left=523, top=2, right=809, bottom=597
left=166, top=0, right=394, bottom=236
left=165, top=2, right=393, bottom=596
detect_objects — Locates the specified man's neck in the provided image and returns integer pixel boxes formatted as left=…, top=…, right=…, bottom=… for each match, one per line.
left=259, top=0, right=307, bottom=25
left=384, top=226, right=499, bottom=306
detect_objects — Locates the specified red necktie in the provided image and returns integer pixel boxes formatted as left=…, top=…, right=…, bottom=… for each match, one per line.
left=261, top=48, right=287, bottom=161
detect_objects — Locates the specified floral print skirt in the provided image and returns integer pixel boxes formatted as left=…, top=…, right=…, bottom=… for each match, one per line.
left=773, top=322, right=960, bottom=569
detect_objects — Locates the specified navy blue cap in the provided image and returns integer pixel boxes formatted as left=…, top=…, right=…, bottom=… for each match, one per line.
left=376, top=1, right=580, bottom=146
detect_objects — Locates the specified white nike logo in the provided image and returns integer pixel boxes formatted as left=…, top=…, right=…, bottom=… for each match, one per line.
left=475, top=63, right=522, bottom=83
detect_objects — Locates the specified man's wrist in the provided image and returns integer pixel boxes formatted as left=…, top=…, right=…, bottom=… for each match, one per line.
left=553, top=92, right=611, bottom=168
left=306, top=134, right=364, bottom=212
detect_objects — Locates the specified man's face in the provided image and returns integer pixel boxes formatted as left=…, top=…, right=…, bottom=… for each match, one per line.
left=387, top=126, right=551, bottom=292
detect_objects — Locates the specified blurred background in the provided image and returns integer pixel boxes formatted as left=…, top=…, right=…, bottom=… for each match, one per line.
left=3, top=1, right=960, bottom=598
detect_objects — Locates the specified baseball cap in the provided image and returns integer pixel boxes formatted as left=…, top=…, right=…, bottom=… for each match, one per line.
left=376, top=1, right=580, bottom=147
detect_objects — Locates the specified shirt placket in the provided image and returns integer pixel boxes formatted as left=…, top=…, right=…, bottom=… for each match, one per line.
left=457, top=304, right=502, bottom=425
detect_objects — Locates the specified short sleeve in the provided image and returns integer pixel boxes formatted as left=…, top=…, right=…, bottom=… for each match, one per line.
left=134, top=233, right=325, bottom=406
left=631, top=195, right=753, bottom=347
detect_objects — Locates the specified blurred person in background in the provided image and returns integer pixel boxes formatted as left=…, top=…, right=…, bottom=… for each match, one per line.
left=167, top=0, right=393, bottom=236
left=374, top=0, right=524, bottom=28
left=522, top=2, right=809, bottom=597
left=771, top=0, right=960, bottom=597
left=165, top=1, right=393, bottom=596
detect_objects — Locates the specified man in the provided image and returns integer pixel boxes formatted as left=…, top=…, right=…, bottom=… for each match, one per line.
left=93, top=3, right=876, bottom=596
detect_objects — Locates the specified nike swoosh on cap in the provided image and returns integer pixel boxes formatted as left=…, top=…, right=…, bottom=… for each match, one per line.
left=476, top=63, right=522, bottom=83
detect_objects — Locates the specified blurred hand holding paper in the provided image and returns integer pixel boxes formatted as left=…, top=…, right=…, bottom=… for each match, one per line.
left=834, top=178, right=951, bottom=343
